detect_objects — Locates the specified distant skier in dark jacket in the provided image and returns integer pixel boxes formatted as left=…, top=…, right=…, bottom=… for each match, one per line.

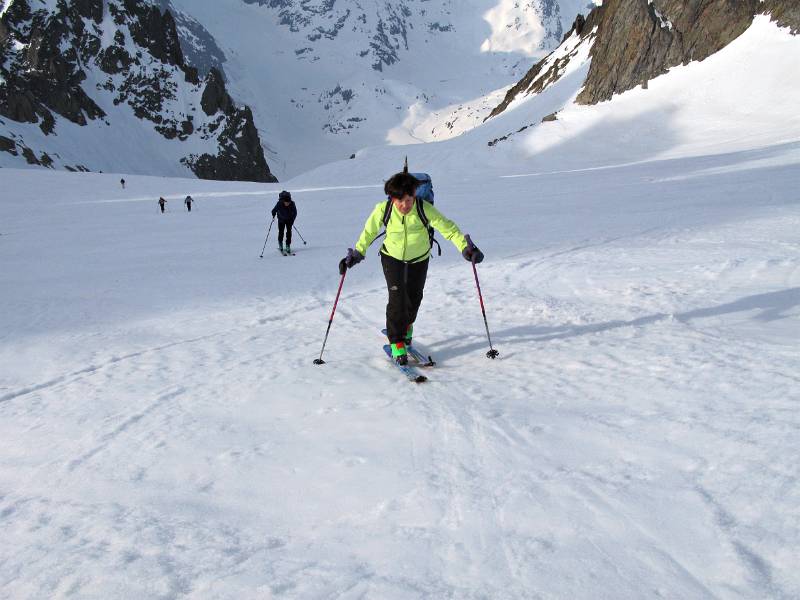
left=185, top=195, right=193, bottom=212
left=158, top=197, right=167, bottom=213
left=120, top=178, right=125, bottom=189
left=271, top=190, right=297, bottom=254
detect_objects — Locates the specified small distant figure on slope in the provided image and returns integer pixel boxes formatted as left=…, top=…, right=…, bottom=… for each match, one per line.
left=185, top=195, right=193, bottom=212
left=158, top=197, right=167, bottom=213
left=120, top=178, right=126, bottom=189
left=271, top=190, right=297, bottom=254
left=338, top=171, right=484, bottom=365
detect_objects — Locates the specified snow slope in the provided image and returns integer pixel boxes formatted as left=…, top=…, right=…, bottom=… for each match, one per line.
left=1, top=14, right=799, bottom=600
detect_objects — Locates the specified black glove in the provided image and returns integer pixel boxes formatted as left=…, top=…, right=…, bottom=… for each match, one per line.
left=462, top=235, right=484, bottom=264
left=338, top=248, right=364, bottom=274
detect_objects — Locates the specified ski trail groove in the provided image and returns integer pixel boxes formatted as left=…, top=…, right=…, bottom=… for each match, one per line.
left=66, top=387, right=187, bottom=471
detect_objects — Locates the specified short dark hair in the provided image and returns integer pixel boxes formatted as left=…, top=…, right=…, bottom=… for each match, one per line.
left=384, top=172, right=420, bottom=199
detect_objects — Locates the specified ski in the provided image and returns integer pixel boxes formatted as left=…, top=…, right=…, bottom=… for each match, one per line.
left=381, top=329, right=436, bottom=367
left=383, top=345, right=427, bottom=383
left=407, top=345, right=435, bottom=367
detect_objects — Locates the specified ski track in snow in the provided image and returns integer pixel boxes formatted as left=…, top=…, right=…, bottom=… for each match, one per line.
left=2, top=143, right=800, bottom=598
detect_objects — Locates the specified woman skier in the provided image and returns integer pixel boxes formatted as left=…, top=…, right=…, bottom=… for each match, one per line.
left=339, top=171, right=484, bottom=364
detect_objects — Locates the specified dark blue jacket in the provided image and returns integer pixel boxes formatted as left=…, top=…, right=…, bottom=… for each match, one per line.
left=271, top=199, right=297, bottom=224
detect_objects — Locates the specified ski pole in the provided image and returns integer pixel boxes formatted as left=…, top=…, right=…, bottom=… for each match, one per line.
left=293, top=225, right=308, bottom=245
left=259, top=217, right=275, bottom=258
left=313, top=271, right=347, bottom=365
left=468, top=241, right=499, bottom=359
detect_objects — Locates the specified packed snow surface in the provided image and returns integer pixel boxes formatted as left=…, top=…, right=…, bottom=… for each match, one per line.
left=1, top=15, right=799, bottom=600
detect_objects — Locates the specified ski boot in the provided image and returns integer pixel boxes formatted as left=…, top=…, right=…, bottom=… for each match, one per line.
left=391, top=342, right=408, bottom=365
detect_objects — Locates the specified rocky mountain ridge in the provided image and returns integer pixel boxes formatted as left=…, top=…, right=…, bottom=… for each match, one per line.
left=488, top=0, right=800, bottom=120
left=1, top=0, right=592, bottom=179
left=242, top=0, right=582, bottom=72
left=0, top=0, right=276, bottom=181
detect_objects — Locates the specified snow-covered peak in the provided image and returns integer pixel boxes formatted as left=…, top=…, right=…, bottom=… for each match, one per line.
left=164, top=0, right=595, bottom=178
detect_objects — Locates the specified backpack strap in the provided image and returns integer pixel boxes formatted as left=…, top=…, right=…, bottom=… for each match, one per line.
left=367, top=200, right=393, bottom=252
left=415, top=200, right=441, bottom=257
left=382, top=198, right=393, bottom=227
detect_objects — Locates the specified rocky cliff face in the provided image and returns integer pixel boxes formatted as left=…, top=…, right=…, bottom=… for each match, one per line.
left=763, top=0, right=800, bottom=34
left=0, top=0, right=276, bottom=182
left=182, top=68, right=273, bottom=181
left=0, top=0, right=107, bottom=134
left=577, top=0, right=759, bottom=105
left=488, top=0, right=798, bottom=119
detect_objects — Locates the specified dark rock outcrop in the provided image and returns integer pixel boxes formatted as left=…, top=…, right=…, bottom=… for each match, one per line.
left=1, top=0, right=275, bottom=182
left=763, top=0, right=800, bottom=34
left=0, top=135, right=18, bottom=154
left=0, top=0, right=106, bottom=131
left=4, top=90, right=38, bottom=123
left=186, top=73, right=276, bottom=182
left=125, top=1, right=185, bottom=67
left=200, top=68, right=233, bottom=116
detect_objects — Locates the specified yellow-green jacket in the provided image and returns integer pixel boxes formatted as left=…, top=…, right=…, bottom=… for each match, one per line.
left=355, top=200, right=468, bottom=263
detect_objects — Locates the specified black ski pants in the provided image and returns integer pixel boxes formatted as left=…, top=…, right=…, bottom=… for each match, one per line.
left=381, top=253, right=429, bottom=343
left=278, top=220, right=293, bottom=246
